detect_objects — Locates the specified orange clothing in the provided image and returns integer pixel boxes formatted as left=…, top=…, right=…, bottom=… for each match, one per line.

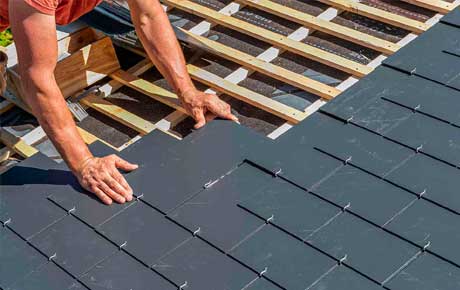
left=0, top=0, right=103, bottom=31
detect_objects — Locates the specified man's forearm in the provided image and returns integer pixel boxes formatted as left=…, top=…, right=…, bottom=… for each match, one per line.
left=128, top=0, right=195, bottom=96
left=22, top=70, right=92, bottom=173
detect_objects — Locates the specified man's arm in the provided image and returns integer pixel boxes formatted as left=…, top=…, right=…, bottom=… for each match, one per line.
left=9, top=1, right=137, bottom=205
left=127, top=0, right=238, bottom=128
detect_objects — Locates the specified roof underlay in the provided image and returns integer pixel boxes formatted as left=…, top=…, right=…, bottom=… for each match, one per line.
left=1, top=6, right=460, bottom=290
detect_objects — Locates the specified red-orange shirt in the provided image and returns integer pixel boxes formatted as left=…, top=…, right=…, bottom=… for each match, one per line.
left=0, top=0, right=103, bottom=31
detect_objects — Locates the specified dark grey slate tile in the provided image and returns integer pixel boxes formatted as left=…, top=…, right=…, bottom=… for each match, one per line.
left=0, top=228, right=46, bottom=289
left=152, top=238, right=256, bottom=290
left=97, top=201, right=190, bottom=265
left=320, top=66, right=409, bottom=122
left=309, top=266, right=382, bottom=290
left=313, top=165, right=416, bottom=226
left=306, top=213, right=419, bottom=283
left=168, top=163, right=269, bottom=251
left=29, top=216, right=117, bottom=277
left=441, top=7, right=460, bottom=28
left=80, top=252, right=175, bottom=290
left=0, top=187, right=66, bottom=240
left=380, top=74, right=460, bottom=127
left=49, top=182, right=134, bottom=228
left=88, top=141, right=117, bottom=157
left=244, top=278, right=283, bottom=290
left=8, top=262, right=83, bottom=290
left=385, top=113, right=460, bottom=166
left=230, top=225, right=336, bottom=289
left=385, top=199, right=460, bottom=266
left=385, top=153, right=460, bottom=214
left=386, top=253, right=460, bottom=290
left=126, top=121, right=266, bottom=213
left=239, top=177, right=341, bottom=239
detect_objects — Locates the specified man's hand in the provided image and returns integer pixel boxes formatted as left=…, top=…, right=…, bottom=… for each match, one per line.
left=75, top=155, right=138, bottom=205
left=180, top=89, right=239, bottom=129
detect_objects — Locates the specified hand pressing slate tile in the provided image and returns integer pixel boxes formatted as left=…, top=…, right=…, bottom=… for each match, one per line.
left=385, top=153, right=460, bottom=214
left=385, top=113, right=460, bottom=167
left=29, top=215, right=117, bottom=277
left=305, top=212, right=419, bottom=283
left=0, top=227, right=47, bottom=289
left=7, top=262, right=84, bottom=290
left=309, top=266, right=381, bottom=290
left=384, top=199, right=460, bottom=267
left=167, top=163, right=270, bottom=252
left=312, top=165, right=416, bottom=226
left=80, top=252, right=175, bottom=290
left=230, top=225, right=336, bottom=290
left=152, top=238, right=257, bottom=290
left=239, top=175, right=341, bottom=240
left=97, top=201, right=191, bottom=266
left=386, top=252, right=460, bottom=290
left=124, top=120, right=269, bottom=213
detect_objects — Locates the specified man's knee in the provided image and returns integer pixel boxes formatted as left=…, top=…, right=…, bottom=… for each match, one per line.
left=0, top=50, right=7, bottom=96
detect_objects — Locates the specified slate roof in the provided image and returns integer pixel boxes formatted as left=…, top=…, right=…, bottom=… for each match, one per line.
left=1, top=7, right=460, bottom=290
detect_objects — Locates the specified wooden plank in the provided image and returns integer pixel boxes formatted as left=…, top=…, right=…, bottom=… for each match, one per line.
left=179, top=29, right=340, bottom=100
left=0, top=128, right=38, bottom=158
left=163, top=0, right=372, bottom=77
left=237, top=0, right=400, bottom=55
left=187, top=64, right=307, bottom=123
left=110, top=70, right=185, bottom=113
left=402, top=0, right=456, bottom=14
left=317, top=0, right=430, bottom=33
left=80, top=94, right=156, bottom=135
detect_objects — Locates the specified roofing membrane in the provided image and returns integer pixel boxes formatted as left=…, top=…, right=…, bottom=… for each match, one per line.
left=1, top=7, right=460, bottom=290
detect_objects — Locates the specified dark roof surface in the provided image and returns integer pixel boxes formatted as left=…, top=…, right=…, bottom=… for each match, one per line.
left=1, top=7, right=460, bottom=290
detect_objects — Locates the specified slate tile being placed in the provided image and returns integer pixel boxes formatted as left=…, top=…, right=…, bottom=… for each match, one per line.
left=230, top=225, right=336, bottom=289
left=385, top=153, right=460, bottom=214
left=30, top=215, right=117, bottom=277
left=309, top=266, right=381, bottom=290
left=239, top=176, right=341, bottom=239
left=152, top=238, right=257, bottom=290
left=385, top=199, right=460, bottom=266
left=80, top=252, right=175, bottom=290
left=385, top=113, right=460, bottom=166
left=168, top=163, right=269, bottom=251
left=386, top=252, right=460, bottom=290
left=97, top=201, right=191, bottom=265
left=306, top=213, right=419, bottom=283
left=0, top=228, right=46, bottom=289
left=313, top=165, right=416, bottom=226
left=8, top=262, right=84, bottom=290
left=126, top=120, right=267, bottom=213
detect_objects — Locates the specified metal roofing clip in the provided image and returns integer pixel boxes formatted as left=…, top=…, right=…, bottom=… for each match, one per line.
left=193, top=227, right=201, bottom=236
left=179, top=281, right=188, bottom=290
left=119, top=241, right=128, bottom=250
left=136, top=193, right=144, bottom=201
left=49, top=253, right=57, bottom=261
left=413, top=104, right=421, bottom=112
left=2, top=218, right=11, bottom=226
left=416, top=144, right=423, bottom=153
left=346, top=116, right=353, bottom=123
left=259, top=267, right=268, bottom=277
left=204, top=179, right=218, bottom=189
left=273, top=168, right=282, bottom=177
left=343, top=202, right=351, bottom=212
left=339, top=254, right=347, bottom=265
left=344, top=156, right=352, bottom=165
left=418, top=189, right=427, bottom=199
left=423, top=241, right=431, bottom=251
left=266, top=214, right=275, bottom=224
left=68, top=206, right=76, bottom=215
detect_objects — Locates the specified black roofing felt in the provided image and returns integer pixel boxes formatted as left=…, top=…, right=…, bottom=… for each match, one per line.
left=1, top=8, right=460, bottom=290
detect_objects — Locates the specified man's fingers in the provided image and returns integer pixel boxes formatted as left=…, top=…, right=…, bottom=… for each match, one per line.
left=99, top=180, right=126, bottom=204
left=114, top=156, right=138, bottom=172
left=91, top=186, right=113, bottom=205
left=111, top=170, right=133, bottom=201
left=207, top=97, right=239, bottom=123
left=192, top=107, right=206, bottom=129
